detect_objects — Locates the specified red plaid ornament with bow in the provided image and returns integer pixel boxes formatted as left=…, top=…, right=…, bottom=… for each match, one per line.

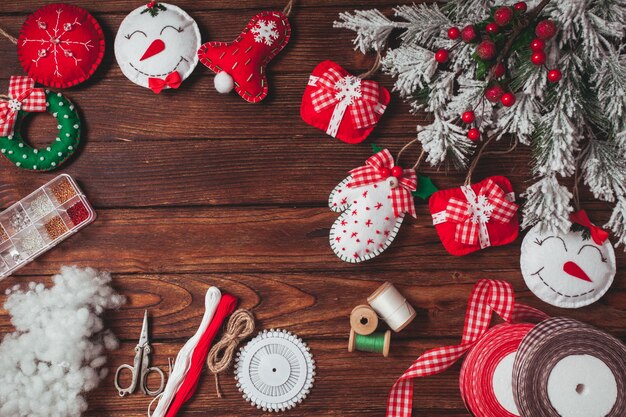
left=301, top=61, right=390, bottom=144
left=386, top=279, right=548, bottom=417
left=430, top=176, right=520, bottom=256
left=0, top=76, right=46, bottom=137
left=348, top=149, right=417, bottom=218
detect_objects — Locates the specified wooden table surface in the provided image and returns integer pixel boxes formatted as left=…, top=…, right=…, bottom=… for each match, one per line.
left=0, top=1, right=624, bottom=416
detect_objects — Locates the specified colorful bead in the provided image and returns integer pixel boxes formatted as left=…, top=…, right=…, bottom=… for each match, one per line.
left=51, top=177, right=76, bottom=203
left=67, top=201, right=89, bottom=225
left=44, top=216, right=68, bottom=240
left=29, top=194, right=54, bottom=219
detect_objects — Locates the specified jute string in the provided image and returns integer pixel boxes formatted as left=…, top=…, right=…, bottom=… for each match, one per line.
left=358, top=50, right=382, bottom=80
left=0, top=27, right=17, bottom=44
left=464, top=136, right=518, bottom=186
left=396, top=138, right=425, bottom=170
left=283, top=0, right=294, bottom=16
left=206, top=309, right=255, bottom=398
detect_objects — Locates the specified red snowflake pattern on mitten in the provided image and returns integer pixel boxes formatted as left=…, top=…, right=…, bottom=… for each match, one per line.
left=328, top=150, right=417, bottom=263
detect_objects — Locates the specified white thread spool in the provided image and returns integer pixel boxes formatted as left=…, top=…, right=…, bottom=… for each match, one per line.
left=367, top=282, right=416, bottom=332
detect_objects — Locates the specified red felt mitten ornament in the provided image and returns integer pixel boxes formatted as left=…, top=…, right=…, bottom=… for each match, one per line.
left=301, top=61, right=390, bottom=144
left=17, top=3, right=105, bottom=88
left=429, top=176, right=519, bottom=256
left=198, top=11, right=290, bottom=103
left=329, top=149, right=417, bottom=263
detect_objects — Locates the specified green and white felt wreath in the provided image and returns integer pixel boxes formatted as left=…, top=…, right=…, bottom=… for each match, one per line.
left=0, top=77, right=80, bottom=171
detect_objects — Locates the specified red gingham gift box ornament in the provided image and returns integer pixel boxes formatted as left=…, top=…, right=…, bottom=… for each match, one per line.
left=17, top=3, right=105, bottom=89
left=198, top=11, right=290, bottom=103
left=301, top=61, right=390, bottom=144
left=329, top=149, right=417, bottom=263
left=429, top=176, right=519, bottom=256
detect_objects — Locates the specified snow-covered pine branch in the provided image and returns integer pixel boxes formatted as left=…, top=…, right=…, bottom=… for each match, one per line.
left=581, top=139, right=626, bottom=202
left=521, top=174, right=574, bottom=234
left=606, top=196, right=626, bottom=248
left=381, top=44, right=437, bottom=97
left=394, top=4, right=452, bottom=48
left=591, top=52, right=626, bottom=133
left=333, top=10, right=402, bottom=53
left=417, top=114, right=476, bottom=168
left=491, top=93, right=540, bottom=145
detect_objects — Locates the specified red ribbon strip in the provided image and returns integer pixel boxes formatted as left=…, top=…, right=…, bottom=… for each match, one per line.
left=347, top=149, right=417, bottom=218
left=164, top=292, right=238, bottom=417
left=570, top=209, right=609, bottom=245
left=310, top=67, right=383, bottom=130
left=148, top=71, right=182, bottom=94
left=445, top=179, right=518, bottom=248
left=386, top=279, right=547, bottom=417
left=0, top=76, right=46, bottom=136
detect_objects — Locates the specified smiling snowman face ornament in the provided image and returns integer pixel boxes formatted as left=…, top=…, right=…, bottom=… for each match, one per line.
left=520, top=211, right=615, bottom=309
left=114, top=2, right=200, bottom=93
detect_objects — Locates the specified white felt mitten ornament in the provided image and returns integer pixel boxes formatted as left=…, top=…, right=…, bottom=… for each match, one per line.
left=329, top=149, right=417, bottom=263
left=520, top=210, right=616, bottom=308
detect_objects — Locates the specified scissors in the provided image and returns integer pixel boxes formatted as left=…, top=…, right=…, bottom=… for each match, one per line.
left=115, top=310, right=166, bottom=397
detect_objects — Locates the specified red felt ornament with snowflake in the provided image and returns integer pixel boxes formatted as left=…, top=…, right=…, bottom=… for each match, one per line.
left=429, top=176, right=519, bottom=256
left=17, top=3, right=105, bottom=89
left=301, top=60, right=390, bottom=144
left=198, top=11, right=290, bottom=103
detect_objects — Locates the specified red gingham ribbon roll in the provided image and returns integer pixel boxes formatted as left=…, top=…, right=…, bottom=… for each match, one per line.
left=513, top=317, right=626, bottom=417
left=459, top=323, right=535, bottom=417
left=386, top=279, right=547, bottom=417
left=347, top=149, right=417, bottom=218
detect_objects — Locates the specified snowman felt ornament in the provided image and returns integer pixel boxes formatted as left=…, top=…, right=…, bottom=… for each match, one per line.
left=520, top=210, right=616, bottom=309
left=329, top=149, right=417, bottom=263
left=114, top=2, right=200, bottom=94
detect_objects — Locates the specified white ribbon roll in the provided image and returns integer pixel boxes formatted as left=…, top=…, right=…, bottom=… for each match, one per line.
left=367, top=282, right=416, bottom=332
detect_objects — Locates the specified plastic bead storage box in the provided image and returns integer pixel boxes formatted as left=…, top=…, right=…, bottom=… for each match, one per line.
left=0, top=174, right=95, bottom=280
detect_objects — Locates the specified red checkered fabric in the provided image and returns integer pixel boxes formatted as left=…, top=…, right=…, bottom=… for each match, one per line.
left=347, top=149, right=417, bottom=218
left=310, top=67, right=382, bottom=130
left=386, top=279, right=548, bottom=417
left=446, top=179, right=518, bottom=246
left=0, top=76, right=46, bottom=136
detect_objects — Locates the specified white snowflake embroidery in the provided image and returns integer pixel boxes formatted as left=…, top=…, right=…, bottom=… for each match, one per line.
left=251, top=20, right=279, bottom=46
left=469, top=194, right=495, bottom=224
left=334, top=75, right=362, bottom=105
left=21, top=7, right=93, bottom=78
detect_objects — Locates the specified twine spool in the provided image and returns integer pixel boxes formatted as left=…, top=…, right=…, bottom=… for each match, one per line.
left=350, top=304, right=378, bottom=335
left=513, top=317, right=626, bottom=417
left=348, top=329, right=391, bottom=357
left=367, top=282, right=416, bottom=332
left=459, top=323, right=534, bottom=417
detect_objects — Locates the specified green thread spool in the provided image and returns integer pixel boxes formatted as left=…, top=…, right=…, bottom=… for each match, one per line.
left=348, top=329, right=391, bottom=357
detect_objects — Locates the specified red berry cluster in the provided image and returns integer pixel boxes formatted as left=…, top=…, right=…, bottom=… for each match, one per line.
left=530, top=20, right=561, bottom=83
left=461, top=110, right=481, bottom=141
left=379, top=166, right=404, bottom=179
left=147, top=1, right=156, bottom=7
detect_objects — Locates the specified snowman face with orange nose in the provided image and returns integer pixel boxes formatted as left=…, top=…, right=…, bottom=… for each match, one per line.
left=114, top=2, right=200, bottom=93
left=520, top=222, right=615, bottom=308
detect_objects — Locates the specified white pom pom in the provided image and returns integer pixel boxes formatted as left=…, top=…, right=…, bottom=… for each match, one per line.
left=214, top=71, right=234, bottom=94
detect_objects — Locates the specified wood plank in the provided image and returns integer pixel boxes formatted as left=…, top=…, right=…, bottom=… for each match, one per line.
left=1, top=271, right=625, bottom=341
left=81, top=339, right=470, bottom=417
left=0, top=207, right=623, bottom=276
left=0, top=0, right=401, bottom=14
left=0, top=139, right=611, bottom=209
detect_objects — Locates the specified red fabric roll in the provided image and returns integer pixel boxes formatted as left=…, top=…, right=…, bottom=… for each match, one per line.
left=164, top=293, right=238, bottom=417
left=460, top=323, right=534, bottom=417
